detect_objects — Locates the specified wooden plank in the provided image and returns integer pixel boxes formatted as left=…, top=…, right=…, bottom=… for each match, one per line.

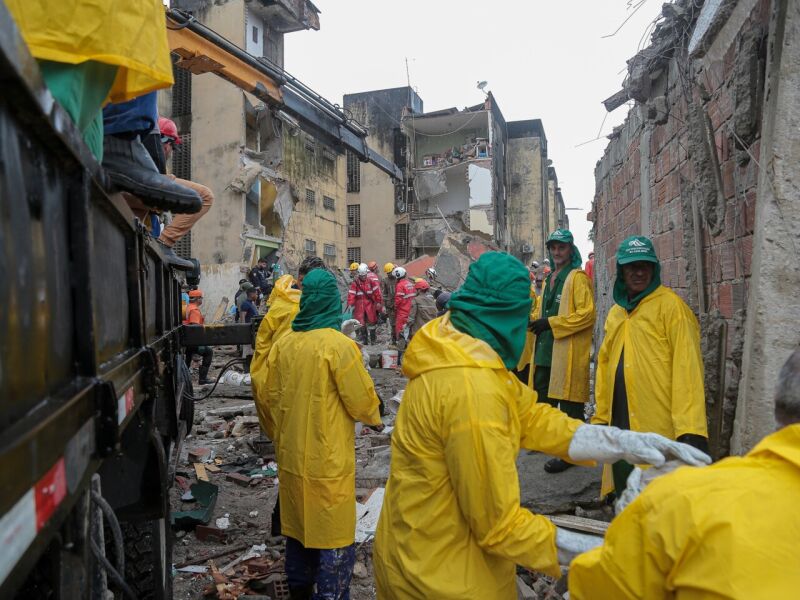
left=548, top=514, right=609, bottom=536
left=205, top=464, right=221, bottom=473
left=194, top=463, right=209, bottom=482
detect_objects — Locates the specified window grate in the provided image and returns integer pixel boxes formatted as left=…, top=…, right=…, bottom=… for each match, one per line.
left=393, top=128, right=407, bottom=170
left=305, top=188, right=316, bottom=205
left=347, top=204, right=361, bottom=237
left=323, top=243, right=336, bottom=257
left=171, top=56, right=192, bottom=118
left=172, top=132, right=191, bottom=181
left=305, top=138, right=316, bottom=155
left=395, top=223, right=409, bottom=260
left=347, top=247, right=361, bottom=264
left=346, top=150, right=360, bottom=192
left=322, top=148, right=336, bottom=162
left=174, top=231, right=192, bottom=259
left=323, top=196, right=335, bottom=210
left=304, top=239, right=316, bottom=254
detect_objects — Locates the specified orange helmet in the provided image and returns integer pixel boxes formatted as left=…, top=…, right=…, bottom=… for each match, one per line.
left=414, top=279, right=430, bottom=291
left=367, top=261, right=378, bottom=271
left=188, top=289, right=203, bottom=299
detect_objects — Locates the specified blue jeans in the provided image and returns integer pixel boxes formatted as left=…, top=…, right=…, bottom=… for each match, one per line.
left=285, top=537, right=356, bottom=600
left=102, top=91, right=159, bottom=136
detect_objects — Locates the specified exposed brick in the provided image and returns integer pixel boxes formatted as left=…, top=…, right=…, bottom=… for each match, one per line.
left=226, top=473, right=252, bottom=487
left=743, top=191, right=757, bottom=233
left=719, top=242, right=737, bottom=280
left=739, top=234, right=754, bottom=277
left=721, top=160, right=736, bottom=199
left=655, top=179, right=668, bottom=207
left=718, top=282, right=734, bottom=319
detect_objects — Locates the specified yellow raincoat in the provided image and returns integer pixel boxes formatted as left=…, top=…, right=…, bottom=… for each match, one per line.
left=6, top=0, right=174, bottom=102
left=374, top=315, right=587, bottom=600
left=264, top=328, right=381, bottom=548
left=516, top=285, right=539, bottom=371
left=592, top=284, right=707, bottom=437
left=569, top=423, right=800, bottom=599
left=527, top=269, right=595, bottom=402
left=251, top=275, right=300, bottom=433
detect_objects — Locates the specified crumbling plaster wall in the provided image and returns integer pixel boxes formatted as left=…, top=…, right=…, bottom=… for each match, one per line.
left=507, top=137, right=546, bottom=262
left=591, top=0, right=774, bottom=457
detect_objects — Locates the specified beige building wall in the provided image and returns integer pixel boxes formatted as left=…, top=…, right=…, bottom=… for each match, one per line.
left=547, top=178, right=558, bottom=235
left=507, top=137, right=546, bottom=263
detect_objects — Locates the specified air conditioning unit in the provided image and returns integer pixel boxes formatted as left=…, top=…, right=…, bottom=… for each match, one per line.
left=520, top=243, right=532, bottom=253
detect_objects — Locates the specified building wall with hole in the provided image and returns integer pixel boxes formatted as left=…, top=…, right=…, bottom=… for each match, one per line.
left=591, top=0, right=775, bottom=456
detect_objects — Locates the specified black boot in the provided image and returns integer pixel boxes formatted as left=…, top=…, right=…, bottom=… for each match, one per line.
left=288, top=586, right=313, bottom=600
left=102, top=135, right=202, bottom=214
left=544, top=458, right=575, bottom=474
left=369, top=327, right=377, bottom=344
left=157, top=240, right=195, bottom=270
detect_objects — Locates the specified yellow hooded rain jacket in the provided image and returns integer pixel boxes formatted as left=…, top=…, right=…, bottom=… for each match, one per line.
left=264, top=328, right=381, bottom=549
left=373, top=315, right=586, bottom=600
left=569, top=423, right=800, bottom=599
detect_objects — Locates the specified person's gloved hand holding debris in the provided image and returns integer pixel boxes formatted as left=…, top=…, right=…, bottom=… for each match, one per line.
left=568, top=425, right=712, bottom=468
left=529, top=318, right=551, bottom=335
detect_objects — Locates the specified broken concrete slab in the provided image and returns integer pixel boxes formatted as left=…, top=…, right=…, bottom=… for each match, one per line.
left=517, top=451, right=603, bottom=515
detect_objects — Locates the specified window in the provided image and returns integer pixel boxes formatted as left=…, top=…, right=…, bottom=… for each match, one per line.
left=252, top=25, right=259, bottom=43
left=305, top=138, right=316, bottom=155
left=347, top=247, right=361, bottom=264
left=322, top=148, right=336, bottom=162
left=346, top=150, right=360, bottom=192
left=323, top=244, right=336, bottom=257
left=395, top=223, right=409, bottom=260
left=305, top=188, right=316, bottom=205
left=304, top=239, right=316, bottom=254
left=323, top=195, right=335, bottom=210
left=347, top=204, right=361, bottom=237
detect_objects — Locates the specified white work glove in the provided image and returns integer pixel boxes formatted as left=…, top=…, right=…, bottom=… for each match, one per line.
left=555, top=528, right=604, bottom=565
left=614, top=460, right=687, bottom=515
left=341, top=318, right=362, bottom=338
left=568, top=425, right=712, bottom=468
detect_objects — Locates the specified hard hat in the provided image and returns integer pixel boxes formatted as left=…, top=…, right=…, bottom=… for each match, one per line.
left=158, top=117, right=182, bottom=144
left=588, top=251, right=595, bottom=258
left=531, top=261, right=540, bottom=268
left=414, top=279, right=430, bottom=291
left=383, top=262, right=395, bottom=274
left=367, top=261, right=378, bottom=271
left=425, top=267, right=436, bottom=278
left=188, top=289, right=203, bottom=299
left=357, top=264, right=369, bottom=276
left=392, top=266, right=406, bottom=279
left=543, top=258, right=551, bottom=265
left=349, top=262, right=359, bottom=271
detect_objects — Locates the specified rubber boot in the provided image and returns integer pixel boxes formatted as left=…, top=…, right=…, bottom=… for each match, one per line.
left=369, top=327, right=377, bottom=344
left=288, top=586, right=314, bottom=600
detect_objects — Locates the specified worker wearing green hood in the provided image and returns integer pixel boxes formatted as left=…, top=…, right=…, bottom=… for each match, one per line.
left=527, top=229, right=596, bottom=474
left=592, top=236, right=709, bottom=498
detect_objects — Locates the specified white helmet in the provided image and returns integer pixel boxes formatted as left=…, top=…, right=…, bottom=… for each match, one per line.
left=357, top=263, right=369, bottom=276
left=426, top=267, right=437, bottom=279
left=531, top=261, right=540, bottom=268
left=543, top=258, right=551, bottom=265
left=392, top=266, right=406, bottom=279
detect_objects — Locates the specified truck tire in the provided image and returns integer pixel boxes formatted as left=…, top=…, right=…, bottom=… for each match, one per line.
left=122, top=517, right=173, bottom=600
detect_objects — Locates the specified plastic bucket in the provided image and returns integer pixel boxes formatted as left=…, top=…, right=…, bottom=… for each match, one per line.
left=381, top=350, right=398, bottom=369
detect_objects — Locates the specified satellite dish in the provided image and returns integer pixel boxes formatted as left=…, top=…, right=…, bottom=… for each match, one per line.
left=476, top=81, right=488, bottom=91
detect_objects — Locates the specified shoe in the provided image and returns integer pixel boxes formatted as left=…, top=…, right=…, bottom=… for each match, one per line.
left=369, top=329, right=377, bottom=344
left=103, top=135, right=202, bottom=214
left=198, top=378, right=213, bottom=385
left=544, top=458, right=575, bottom=474
left=157, top=240, right=195, bottom=270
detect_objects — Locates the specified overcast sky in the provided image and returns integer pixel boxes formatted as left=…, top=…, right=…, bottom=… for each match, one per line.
left=285, top=0, right=664, bottom=261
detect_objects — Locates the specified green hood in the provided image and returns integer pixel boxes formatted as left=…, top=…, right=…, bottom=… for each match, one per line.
left=613, top=235, right=662, bottom=311
left=546, top=229, right=583, bottom=271
left=291, top=269, right=343, bottom=332
left=448, top=252, right=532, bottom=369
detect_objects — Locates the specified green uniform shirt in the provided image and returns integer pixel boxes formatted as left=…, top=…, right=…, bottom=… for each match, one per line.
left=534, top=266, right=573, bottom=367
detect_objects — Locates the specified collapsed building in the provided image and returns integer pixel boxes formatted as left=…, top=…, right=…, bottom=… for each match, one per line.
left=591, top=0, right=799, bottom=455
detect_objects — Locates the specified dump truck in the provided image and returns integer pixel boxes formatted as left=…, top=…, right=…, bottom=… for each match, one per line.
left=0, top=5, right=398, bottom=598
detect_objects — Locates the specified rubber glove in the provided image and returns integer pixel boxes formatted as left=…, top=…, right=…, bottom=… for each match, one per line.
left=555, top=528, right=604, bottom=565
left=529, top=318, right=551, bottom=335
left=568, top=425, right=712, bottom=467
left=614, top=460, right=687, bottom=514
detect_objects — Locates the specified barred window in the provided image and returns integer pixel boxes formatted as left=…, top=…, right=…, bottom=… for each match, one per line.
left=306, top=188, right=316, bottom=205
left=347, top=247, right=361, bottom=264
left=323, top=243, right=336, bottom=257
left=304, top=239, right=316, bottom=254
left=323, top=195, right=335, bottom=210
left=346, top=150, right=360, bottom=193
left=347, top=204, right=361, bottom=237
left=395, top=223, right=409, bottom=260
left=305, top=138, right=316, bottom=155
left=322, top=147, right=336, bottom=162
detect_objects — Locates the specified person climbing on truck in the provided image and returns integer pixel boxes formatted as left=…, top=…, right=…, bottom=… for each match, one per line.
left=183, top=289, right=213, bottom=385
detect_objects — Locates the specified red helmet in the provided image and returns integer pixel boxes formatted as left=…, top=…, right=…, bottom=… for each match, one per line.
left=367, top=261, right=378, bottom=271
left=414, top=279, right=430, bottom=291
left=188, top=289, right=203, bottom=299
left=158, top=117, right=182, bottom=145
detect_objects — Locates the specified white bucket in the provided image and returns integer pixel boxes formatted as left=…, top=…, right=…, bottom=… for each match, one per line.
left=222, top=370, right=244, bottom=386
left=381, top=350, right=399, bottom=369
left=387, top=390, right=404, bottom=415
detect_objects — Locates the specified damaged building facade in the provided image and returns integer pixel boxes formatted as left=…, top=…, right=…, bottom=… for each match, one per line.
left=402, top=94, right=568, bottom=266
left=165, top=0, right=349, bottom=308
left=591, top=0, right=800, bottom=456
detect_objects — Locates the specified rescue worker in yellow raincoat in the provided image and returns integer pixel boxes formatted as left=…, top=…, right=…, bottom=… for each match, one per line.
left=593, top=235, right=709, bottom=497
left=373, top=252, right=710, bottom=600
left=569, top=347, right=800, bottom=599
left=264, top=268, right=382, bottom=599
left=527, top=229, right=595, bottom=474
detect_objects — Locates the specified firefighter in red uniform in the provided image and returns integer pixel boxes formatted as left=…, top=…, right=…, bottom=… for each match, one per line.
left=347, top=263, right=383, bottom=344
left=393, top=266, right=416, bottom=364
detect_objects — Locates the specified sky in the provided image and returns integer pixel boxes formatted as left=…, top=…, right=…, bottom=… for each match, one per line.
left=284, top=0, right=665, bottom=261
